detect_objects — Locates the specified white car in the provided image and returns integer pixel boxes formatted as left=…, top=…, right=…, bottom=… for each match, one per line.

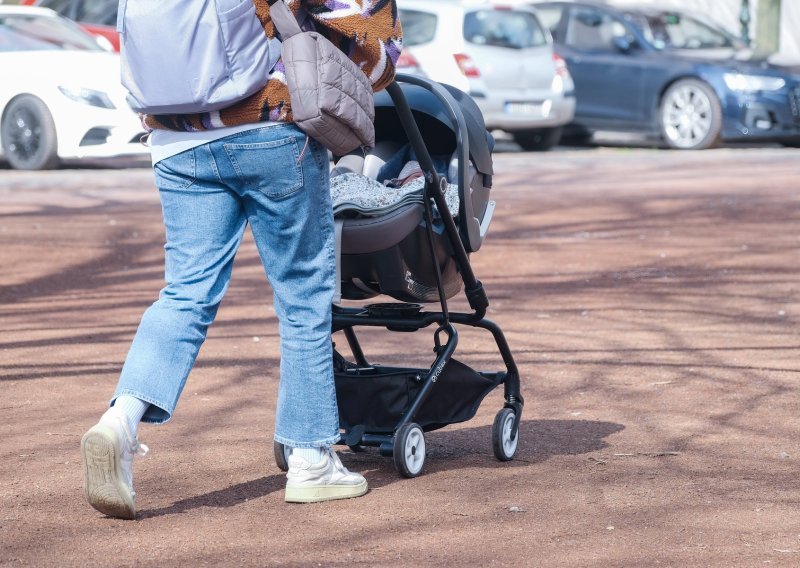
left=0, top=6, right=147, bottom=170
left=397, top=0, right=576, bottom=150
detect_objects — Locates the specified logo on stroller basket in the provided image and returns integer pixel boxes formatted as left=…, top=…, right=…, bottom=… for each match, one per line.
left=430, top=360, right=447, bottom=383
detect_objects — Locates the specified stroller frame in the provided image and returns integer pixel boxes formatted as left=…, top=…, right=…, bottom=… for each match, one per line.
left=328, top=76, right=524, bottom=477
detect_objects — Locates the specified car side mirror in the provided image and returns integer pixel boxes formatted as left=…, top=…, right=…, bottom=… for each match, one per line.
left=612, top=36, right=636, bottom=53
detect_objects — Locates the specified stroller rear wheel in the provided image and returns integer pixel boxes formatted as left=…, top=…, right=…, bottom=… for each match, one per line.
left=273, top=440, right=291, bottom=472
left=492, top=408, right=519, bottom=461
left=394, top=423, right=426, bottom=478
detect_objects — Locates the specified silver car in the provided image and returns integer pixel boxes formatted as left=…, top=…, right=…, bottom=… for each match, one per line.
left=397, top=0, right=576, bottom=150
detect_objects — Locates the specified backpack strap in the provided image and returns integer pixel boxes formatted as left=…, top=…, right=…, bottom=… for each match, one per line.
left=268, top=0, right=303, bottom=39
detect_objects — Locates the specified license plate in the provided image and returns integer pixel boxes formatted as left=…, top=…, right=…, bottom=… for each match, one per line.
left=504, top=102, right=545, bottom=116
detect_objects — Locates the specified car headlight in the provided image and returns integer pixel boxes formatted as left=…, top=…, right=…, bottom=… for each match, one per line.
left=58, top=86, right=116, bottom=109
left=723, top=73, right=786, bottom=92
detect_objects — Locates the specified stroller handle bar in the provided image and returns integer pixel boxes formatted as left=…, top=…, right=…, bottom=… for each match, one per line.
left=384, top=76, right=487, bottom=312
left=389, top=74, right=483, bottom=254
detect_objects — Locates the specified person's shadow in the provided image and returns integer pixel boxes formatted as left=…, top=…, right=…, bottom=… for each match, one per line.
left=137, top=418, right=623, bottom=519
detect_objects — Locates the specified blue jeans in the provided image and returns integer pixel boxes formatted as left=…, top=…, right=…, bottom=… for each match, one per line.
left=112, top=124, right=340, bottom=448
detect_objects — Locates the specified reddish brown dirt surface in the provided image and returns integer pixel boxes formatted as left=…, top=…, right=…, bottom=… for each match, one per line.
left=1, top=147, right=799, bottom=567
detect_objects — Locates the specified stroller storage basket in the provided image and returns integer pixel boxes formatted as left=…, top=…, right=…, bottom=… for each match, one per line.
left=335, top=359, right=501, bottom=433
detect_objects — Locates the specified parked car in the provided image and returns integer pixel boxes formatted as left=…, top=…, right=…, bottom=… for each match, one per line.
left=20, top=0, right=118, bottom=51
left=532, top=1, right=800, bottom=149
left=0, top=6, right=148, bottom=170
left=397, top=0, right=576, bottom=151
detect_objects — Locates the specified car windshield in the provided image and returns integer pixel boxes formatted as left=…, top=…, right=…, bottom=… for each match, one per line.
left=632, top=12, right=735, bottom=50
left=0, top=13, right=101, bottom=52
left=464, top=9, right=547, bottom=49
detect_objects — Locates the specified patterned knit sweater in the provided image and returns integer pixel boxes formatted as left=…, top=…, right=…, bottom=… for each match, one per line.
left=144, top=0, right=402, bottom=132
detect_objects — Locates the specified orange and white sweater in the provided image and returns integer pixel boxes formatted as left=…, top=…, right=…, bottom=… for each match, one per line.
left=144, top=0, right=403, bottom=132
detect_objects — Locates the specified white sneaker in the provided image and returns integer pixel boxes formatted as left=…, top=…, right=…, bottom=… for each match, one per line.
left=285, top=447, right=368, bottom=503
left=80, top=407, right=148, bottom=519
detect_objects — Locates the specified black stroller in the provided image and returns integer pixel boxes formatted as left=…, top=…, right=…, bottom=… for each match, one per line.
left=275, top=75, right=524, bottom=477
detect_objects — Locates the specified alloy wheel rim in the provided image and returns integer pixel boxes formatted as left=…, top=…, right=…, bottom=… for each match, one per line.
left=405, top=428, right=425, bottom=473
left=6, top=107, right=41, bottom=164
left=662, top=85, right=713, bottom=148
left=502, top=413, right=518, bottom=456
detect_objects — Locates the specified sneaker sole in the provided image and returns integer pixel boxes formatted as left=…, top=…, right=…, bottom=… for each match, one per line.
left=81, top=426, right=135, bottom=520
left=284, top=480, right=368, bottom=503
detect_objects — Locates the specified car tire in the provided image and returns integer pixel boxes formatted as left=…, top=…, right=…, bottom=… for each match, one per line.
left=513, top=127, right=562, bottom=152
left=659, top=78, right=722, bottom=150
left=779, top=139, right=800, bottom=148
left=1, top=95, right=59, bottom=170
left=560, top=126, right=594, bottom=146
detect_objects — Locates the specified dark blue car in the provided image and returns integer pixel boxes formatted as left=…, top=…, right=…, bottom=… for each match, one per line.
left=531, top=1, right=800, bottom=149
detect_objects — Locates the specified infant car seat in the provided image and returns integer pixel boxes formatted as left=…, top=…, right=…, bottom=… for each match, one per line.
left=334, top=82, right=496, bottom=303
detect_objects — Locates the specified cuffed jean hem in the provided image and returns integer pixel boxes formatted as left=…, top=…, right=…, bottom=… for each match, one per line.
left=274, top=433, right=341, bottom=449
left=110, top=389, right=173, bottom=425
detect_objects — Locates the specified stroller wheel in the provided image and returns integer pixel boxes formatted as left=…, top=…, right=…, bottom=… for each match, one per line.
left=273, top=440, right=291, bottom=472
left=492, top=408, right=519, bottom=461
left=393, top=423, right=426, bottom=478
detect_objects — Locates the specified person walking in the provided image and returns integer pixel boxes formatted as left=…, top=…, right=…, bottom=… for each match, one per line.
left=80, top=0, right=402, bottom=519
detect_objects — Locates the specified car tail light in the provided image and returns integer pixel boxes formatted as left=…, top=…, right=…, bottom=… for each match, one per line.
left=454, top=53, right=481, bottom=78
left=397, top=50, right=420, bottom=69
left=553, top=52, right=569, bottom=78
left=551, top=52, right=573, bottom=94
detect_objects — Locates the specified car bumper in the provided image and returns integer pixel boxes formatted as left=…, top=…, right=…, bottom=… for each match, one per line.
left=480, top=94, right=576, bottom=131
left=720, top=85, right=800, bottom=142
left=51, top=98, right=149, bottom=159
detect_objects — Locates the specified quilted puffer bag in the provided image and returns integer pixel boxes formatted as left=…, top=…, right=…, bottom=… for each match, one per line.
left=269, top=0, right=375, bottom=155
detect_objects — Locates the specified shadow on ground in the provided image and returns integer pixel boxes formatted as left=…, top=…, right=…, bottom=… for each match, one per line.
left=132, top=418, right=621, bottom=520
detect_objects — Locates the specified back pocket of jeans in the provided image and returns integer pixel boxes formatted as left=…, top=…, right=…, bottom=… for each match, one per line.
left=154, top=149, right=196, bottom=190
left=224, top=137, right=304, bottom=198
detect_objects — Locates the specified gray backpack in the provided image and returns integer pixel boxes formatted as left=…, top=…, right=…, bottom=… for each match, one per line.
left=118, top=0, right=282, bottom=114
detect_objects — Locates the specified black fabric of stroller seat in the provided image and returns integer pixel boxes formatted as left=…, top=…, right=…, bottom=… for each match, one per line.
left=340, top=203, right=424, bottom=255
left=335, top=359, right=501, bottom=433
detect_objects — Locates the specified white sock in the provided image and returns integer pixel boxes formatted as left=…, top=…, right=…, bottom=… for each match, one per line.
left=292, top=446, right=325, bottom=464
left=107, top=395, right=149, bottom=438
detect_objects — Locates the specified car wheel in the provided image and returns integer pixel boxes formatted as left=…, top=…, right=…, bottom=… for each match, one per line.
left=780, top=139, right=800, bottom=148
left=560, top=126, right=594, bottom=146
left=513, top=127, right=563, bottom=152
left=1, top=95, right=59, bottom=170
left=659, top=79, right=722, bottom=150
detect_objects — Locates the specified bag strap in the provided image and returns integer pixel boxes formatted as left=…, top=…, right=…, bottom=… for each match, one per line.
left=268, top=0, right=303, bottom=39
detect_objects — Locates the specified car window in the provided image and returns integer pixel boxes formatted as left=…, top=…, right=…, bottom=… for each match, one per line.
left=76, top=0, right=117, bottom=25
left=638, top=12, right=734, bottom=50
left=0, top=13, right=101, bottom=52
left=565, top=7, right=628, bottom=51
left=463, top=9, right=547, bottom=49
left=398, top=9, right=437, bottom=46
left=39, top=0, right=75, bottom=17
left=534, top=6, right=565, bottom=38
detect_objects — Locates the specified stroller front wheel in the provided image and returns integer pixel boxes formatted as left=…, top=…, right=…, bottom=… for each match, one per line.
left=394, top=423, right=426, bottom=478
left=492, top=408, right=519, bottom=461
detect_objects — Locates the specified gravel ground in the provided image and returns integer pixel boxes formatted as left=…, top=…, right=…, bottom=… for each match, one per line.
left=1, top=145, right=799, bottom=567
